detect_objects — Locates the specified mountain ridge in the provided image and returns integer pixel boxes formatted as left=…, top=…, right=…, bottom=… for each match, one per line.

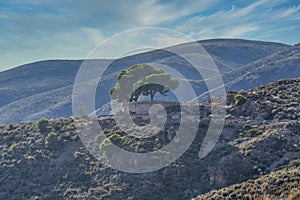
left=0, top=39, right=294, bottom=125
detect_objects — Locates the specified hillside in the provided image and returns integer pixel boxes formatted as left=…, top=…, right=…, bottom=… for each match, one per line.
left=225, top=44, right=300, bottom=91
left=199, top=39, right=289, bottom=72
left=195, top=44, right=300, bottom=102
left=0, top=78, right=299, bottom=199
left=0, top=39, right=290, bottom=125
left=193, top=166, right=300, bottom=200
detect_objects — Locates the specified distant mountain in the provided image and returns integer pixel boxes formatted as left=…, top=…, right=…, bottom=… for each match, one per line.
left=0, top=39, right=291, bottom=124
left=0, top=60, right=82, bottom=107
left=198, top=39, right=289, bottom=72
left=225, top=43, right=300, bottom=90
left=196, top=44, right=300, bottom=101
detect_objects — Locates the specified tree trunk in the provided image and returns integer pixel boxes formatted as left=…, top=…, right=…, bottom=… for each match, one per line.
left=150, top=93, right=154, bottom=101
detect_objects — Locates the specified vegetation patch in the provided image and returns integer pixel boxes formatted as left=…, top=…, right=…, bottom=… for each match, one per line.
left=45, top=131, right=61, bottom=150
left=99, top=133, right=125, bottom=150
left=8, top=143, right=17, bottom=153
left=234, top=94, right=247, bottom=105
left=246, top=128, right=263, bottom=137
left=37, top=118, right=50, bottom=133
left=288, top=159, right=300, bottom=168
left=110, top=64, right=178, bottom=102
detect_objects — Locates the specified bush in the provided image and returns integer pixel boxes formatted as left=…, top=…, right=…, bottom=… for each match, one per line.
left=8, top=143, right=17, bottom=153
left=37, top=118, right=49, bottom=133
left=99, top=133, right=125, bottom=159
left=234, top=94, right=247, bottom=105
left=288, top=159, right=300, bottom=168
left=244, top=149, right=252, bottom=157
left=108, top=133, right=125, bottom=146
left=246, top=128, right=262, bottom=137
left=45, top=132, right=61, bottom=150
left=8, top=124, right=15, bottom=130
left=99, top=133, right=125, bottom=150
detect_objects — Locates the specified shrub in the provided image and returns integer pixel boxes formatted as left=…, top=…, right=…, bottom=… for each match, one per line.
left=109, top=133, right=125, bottom=146
left=244, top=149, right=252, bottom=157
left=8, top=143, right=17, bottom=153
left=99, top=133, right=125, bottom=150
left=99, top=133, right=125, bottom=157
left=246, top=128, right=262, bottom=137
left=45, top=132, right=61, bottom=150
left=288, top=159, right=300, bottom=168
left=8, top=124, right=15, bottom=130
left=37, top=118, right=49, bottom=133
left=234, top=94, right=247, bottom=105
left=99, top=138, right=111, bottom=150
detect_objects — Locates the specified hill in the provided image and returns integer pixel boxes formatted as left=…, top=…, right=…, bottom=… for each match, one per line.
left=195, top=44, right=300, bottom=101
left=0, top=39, right=290, bottom=125
left=0, top=78, right=299, bottom=199
left=225, top=43, right=300, bottom=91
left=193, top=166, right=300, bottom=200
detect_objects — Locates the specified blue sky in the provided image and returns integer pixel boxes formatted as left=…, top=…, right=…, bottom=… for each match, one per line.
left=0, top=0, right=300, bottom=71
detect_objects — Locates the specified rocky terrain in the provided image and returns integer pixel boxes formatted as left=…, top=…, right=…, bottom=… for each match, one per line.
left=0, top=78, right=299, bottom=199
left=0, top=39, right=292, bottom=125
left=193, top=166, right=300, bottom=200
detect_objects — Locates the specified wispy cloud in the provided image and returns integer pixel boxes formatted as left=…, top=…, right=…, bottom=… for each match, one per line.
left=0, top=0, right=299, bottom=71
left=176, top=0, right=300, bottom=40
left=221, top=24, right=260, bottom=38
left=0, top=14, right=9, bottom=19
left=271, top=4, right=300, bottom=19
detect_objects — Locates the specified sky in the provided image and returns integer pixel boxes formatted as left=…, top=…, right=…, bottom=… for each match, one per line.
left=0, top=0, right=300, bottom=71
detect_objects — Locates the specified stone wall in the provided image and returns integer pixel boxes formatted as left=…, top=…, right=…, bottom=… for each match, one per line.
left=129, top=100, right=180, bottom=115
left=98, top=100, right=210, bottom=126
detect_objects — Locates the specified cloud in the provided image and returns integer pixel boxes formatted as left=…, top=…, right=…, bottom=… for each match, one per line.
left=234, top=0, right=273, bottom=17
left=221, top=24, right=260, bottom=38
left=86, top=28, right=192, bottom=59
left=175, top=0, right=300, bottom=40
left=0, top=14, right=9, bottom=19
left=271, top=4, right=300, bottom=19
left=0, top=0, right=300, bottom=71
left=0, top=0, right=220, bottom=70
left=82, top=27, right=106, bottom=45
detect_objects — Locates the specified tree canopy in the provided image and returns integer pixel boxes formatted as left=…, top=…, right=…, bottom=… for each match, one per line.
left=110, top=64, right=179, bottom=102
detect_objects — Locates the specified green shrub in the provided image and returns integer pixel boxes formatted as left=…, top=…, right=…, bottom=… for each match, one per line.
left=109, top=133, right=125, bottom=146
left=99, top=134, right=125, bottom=159
left=8, top=143, right=17, bottom=153
left=37, top=118, right=49, bottom=133
left=288, top=159, right=300, bottom=168
left=100, top=133, right=125, bottom=147
left=99, top=133, right=125, bottom=150
left=8, top=124, right=15, bottom=130
left=99, top=138, right=111, bottom=150
left=234, top=94, right=247, bottom=105
left=244, top=149, right=252, bottom=157
left=246, top=128, right=262, bottom=137
left=45, top=132, right=61, bottom=150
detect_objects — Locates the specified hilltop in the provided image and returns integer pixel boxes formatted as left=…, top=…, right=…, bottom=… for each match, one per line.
left=0, top=39, right=292, bottom=125
left=0, top=78, right=299, bottom=199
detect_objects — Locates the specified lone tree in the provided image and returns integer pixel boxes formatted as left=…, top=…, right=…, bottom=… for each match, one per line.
left=110, top=64, right=179, bottom=102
